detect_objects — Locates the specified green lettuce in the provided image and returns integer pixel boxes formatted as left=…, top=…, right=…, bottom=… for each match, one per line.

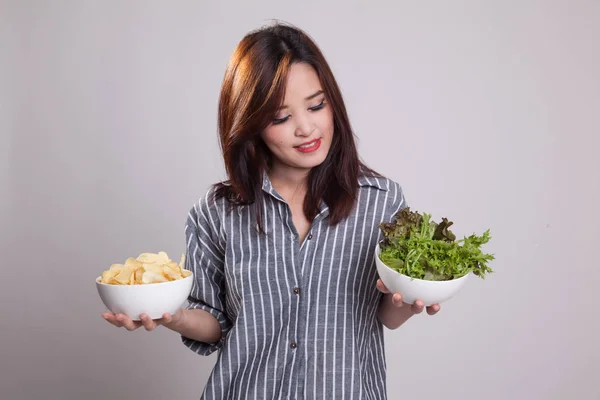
left=379, top=208, right=494, bottom=281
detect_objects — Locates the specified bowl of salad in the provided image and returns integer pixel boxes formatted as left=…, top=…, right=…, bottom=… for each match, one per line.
left=375, top=208, right=494, bottom=306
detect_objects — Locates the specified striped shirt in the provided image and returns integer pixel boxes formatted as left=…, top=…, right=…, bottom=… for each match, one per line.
left=181, top=172, right=407, bottom=400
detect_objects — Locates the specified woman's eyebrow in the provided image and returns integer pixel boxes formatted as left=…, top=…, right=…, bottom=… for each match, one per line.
left=305, top=89, right=324, bottom=101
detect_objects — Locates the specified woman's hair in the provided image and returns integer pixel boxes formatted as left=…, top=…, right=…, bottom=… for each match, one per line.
left=214, top=21, right=380, bottom=231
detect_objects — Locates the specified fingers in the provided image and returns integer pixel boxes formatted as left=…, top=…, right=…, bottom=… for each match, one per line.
left=391, top=293, right=403, bottom=307
left=411, top=300, right=425, bottom=314
left=102, top=313, right=141, bottom=331
left=116, top=314, right=141, bottom=331
left=376, top=279, right=390, bottom=294
left=161, top=312, right=173, bottom=325
left=162, top=309, right=186, bottom=329
left=426, top=304, right=441, bottom=315
left=408, top=301, right=441, bottom=315
left=102, top=312, right=177, bottom=331
left=140, top=314, right=158, bottom=331
left=102, top=312, right=121, bottom=327
left=140, top=312, right=177, bottom=330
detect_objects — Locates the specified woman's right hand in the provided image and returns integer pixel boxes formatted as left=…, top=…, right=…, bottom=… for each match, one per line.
left=102, top=308, right=185, bottom=332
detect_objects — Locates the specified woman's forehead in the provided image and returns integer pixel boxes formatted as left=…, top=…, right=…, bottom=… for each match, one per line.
left=281, top=63, right=323, bottom=102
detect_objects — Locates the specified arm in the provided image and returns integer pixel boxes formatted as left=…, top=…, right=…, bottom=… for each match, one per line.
left=168, top=308, right=222, bottom=343
left=377, top=291, right=416, bottom=330
left=180, top=192, right=232, bottom=355
left=375, top=181, right=439, bottom=329
left=102, top=193, right=231, bottom=341
left=120, top=305, right=224, bottom=342
left=376, top=279, right=439, bottom=329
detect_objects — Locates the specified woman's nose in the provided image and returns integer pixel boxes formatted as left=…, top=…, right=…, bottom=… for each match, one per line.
left=294, top=113, right=315, bottom=137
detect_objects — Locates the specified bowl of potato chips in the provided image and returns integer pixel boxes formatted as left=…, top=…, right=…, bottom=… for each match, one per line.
left=96, top=251, right=193, bottom=320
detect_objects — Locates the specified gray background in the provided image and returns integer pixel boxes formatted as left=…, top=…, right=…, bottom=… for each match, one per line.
left=2, top=1, right=599, bottom=399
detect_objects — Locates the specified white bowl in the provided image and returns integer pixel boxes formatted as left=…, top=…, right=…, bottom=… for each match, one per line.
left=374, top=244, right=469, bottom=306
left=96, top=274, right=194, bottom=320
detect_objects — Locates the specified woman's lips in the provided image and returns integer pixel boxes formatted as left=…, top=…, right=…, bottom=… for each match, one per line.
left=295, top=138, right=321, bottom=153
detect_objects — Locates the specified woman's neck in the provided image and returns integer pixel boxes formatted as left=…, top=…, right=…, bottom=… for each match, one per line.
left=268, top=166, right=310, bottom=205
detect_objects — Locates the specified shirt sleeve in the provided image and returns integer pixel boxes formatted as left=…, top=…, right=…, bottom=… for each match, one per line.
left=180, top=191, right=232, bottom=356
left=385, top=180, right=408, bottom=221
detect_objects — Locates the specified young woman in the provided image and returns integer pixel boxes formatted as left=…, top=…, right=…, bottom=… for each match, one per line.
left=103, top=22, right=440, bottom=400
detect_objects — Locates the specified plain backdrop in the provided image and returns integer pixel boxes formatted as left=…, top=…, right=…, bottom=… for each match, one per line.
left=2, top=1, right=599, bottom=399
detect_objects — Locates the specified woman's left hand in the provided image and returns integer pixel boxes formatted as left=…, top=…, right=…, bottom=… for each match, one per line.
left=376, top=279, right=441, bottom=315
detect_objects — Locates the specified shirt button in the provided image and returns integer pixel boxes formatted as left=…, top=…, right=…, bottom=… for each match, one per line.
left=293, top=287, right=300, bottom=295
left=290, top=342, right=297, bottom=349
left=307, top=233, right=313, bottom=240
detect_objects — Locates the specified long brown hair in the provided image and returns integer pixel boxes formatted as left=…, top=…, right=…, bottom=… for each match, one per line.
left=214, top=22, right=379, bottom=231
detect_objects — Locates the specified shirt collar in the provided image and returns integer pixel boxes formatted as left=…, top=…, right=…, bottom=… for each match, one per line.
left=261, top=172, right=330, bottom=218
left=261, top=171, right=284, bottom=202
left=357, top=173, right=390, bottom=191
left=263, top=171, right=389, bottom=192
left=262, top=171, right=388, bottom=216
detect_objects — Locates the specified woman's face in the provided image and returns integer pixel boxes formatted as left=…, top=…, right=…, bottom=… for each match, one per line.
left=260, top=62, right=334, bottom=176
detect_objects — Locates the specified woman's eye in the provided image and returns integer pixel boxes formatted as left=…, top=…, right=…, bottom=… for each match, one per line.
left=272, top=99, right=325, bottom=125
left=272, top=115, right=290, bottom=125
left=309, top=99, right=326, bottom=111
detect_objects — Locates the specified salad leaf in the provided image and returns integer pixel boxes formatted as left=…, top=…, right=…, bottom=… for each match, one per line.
left=378, top=208, right=494, bottom=281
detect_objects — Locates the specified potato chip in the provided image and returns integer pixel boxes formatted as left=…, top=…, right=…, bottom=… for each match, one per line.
left=102, top=269, right=118, bottom=283
left=100, top=251, right=191, bottom=285
left=114, top=267, right=133, bottom=284
left=124, top=257, right=142, bottom=269
left=134, top=268, right=144, bottom=284
left=163, top=265, right=182, bottom=280
left=143, top=263, right=164, bottom=275
left=136, top=253, right=156, bottom=263
left=142, top=270, right=168, bottom=284
left=109, top=264, right=123, bottom=271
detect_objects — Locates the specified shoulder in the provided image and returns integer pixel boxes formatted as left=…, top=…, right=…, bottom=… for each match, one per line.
left=188, top=183, right=229, bottom=227
left=358, top=172, right=405, bottom=200
left=358, top=173, right=393, bottom=192
left=357, top=172, right=408, bottom=216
